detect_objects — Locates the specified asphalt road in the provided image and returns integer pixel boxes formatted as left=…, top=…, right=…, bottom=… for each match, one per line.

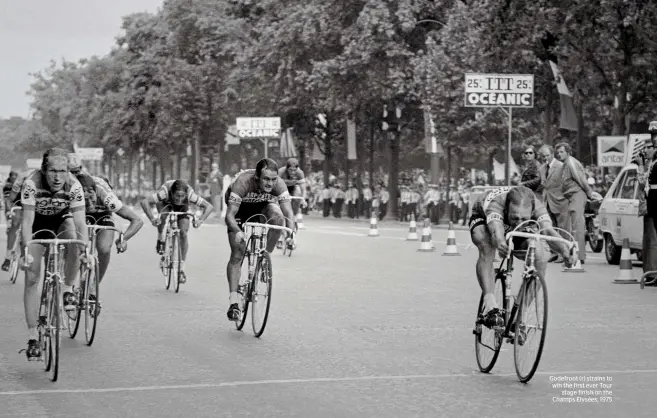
left=0, top=214, right=656, bottom=417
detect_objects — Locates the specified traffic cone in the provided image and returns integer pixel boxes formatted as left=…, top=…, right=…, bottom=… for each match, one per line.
left=406, top=213, right=418, bottom=241
left=368, top=213, right=379, bottom=237
left=562, top=244, right=585, bottom=272
left=418, top=219, right=435, bottom=252
left=614, top=238, right=637, bottom=284
left=442, top=222, right=461, bottom=256
left=296, top=212, right=305, bottom=230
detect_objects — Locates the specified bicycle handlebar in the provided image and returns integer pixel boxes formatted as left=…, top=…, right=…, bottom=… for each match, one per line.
left=10, top=206, right=22, bottom=214
left=244, top=222, right=294, bottom=235
left=288, top=196, right=305, bottom=200
left=26, top=238, right=88, bottom=247
left=505, top=231, right=578, bottom=252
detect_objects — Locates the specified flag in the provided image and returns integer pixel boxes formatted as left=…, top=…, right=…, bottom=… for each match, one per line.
left=346, top=119, right=357, bottom=160
left=279, top=128, right=297, bottom=158
left=549, top=61, right=578, bottom=131
left=311, top=141, right=324, bottom=161
left=423, top=108, right=443, bottom=154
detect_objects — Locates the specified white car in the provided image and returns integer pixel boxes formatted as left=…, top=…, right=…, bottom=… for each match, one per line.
left=598, top=164, right=643, bottom=264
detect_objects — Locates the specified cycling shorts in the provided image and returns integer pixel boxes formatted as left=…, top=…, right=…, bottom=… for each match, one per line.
left=86, top=211, right=115, bottom=227
left=32, top=211, right=72, bottom=240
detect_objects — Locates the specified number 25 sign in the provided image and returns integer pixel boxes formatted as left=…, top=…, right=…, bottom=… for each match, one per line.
left=464, top=73, right=534, bottom=108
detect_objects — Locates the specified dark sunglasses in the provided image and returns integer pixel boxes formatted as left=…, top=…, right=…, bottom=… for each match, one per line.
left=524, top=151, right=534, bottom=155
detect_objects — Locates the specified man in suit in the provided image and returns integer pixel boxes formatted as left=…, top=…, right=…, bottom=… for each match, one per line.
left=555, top=142, right=599, bottom=265
left=538, top=144, right=569, bottom=262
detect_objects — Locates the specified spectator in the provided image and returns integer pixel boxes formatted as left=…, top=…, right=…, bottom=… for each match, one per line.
left=538, top=144, right=568, bottom=262
left=209, top=163, right=223, bottom=218
left=555, top=142, right=596, bottom=265
left=520, top=146, right=542, bottom=193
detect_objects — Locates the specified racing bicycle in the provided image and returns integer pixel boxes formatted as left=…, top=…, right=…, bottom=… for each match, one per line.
left=67, top=215, right=124, bottom=346
left=158, top=208, right=198, bottom=293
left=25, top=234, right=88, bottom=382
left=6, top=206, right=23, bottom=284
left=235, top=220, right=293, bottom=337
left=277, top=196, right=304, bottom=256
left=473, top=222, right=576, bottom=383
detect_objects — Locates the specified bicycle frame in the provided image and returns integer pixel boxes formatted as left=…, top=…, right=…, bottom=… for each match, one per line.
left=243, top=221, right=293, bottom=277
left=496, top=228, right=576, bottom=338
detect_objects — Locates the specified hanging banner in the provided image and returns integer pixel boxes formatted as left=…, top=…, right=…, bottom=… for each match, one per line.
left=346, top=119, right=357, bottom=160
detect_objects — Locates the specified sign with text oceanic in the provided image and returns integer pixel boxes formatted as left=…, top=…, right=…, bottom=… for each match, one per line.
left=464, top=74, right=534, bottom=108
left=597, top=136, right=627, bottom=167
left=236, top=117, right=281, bottom=138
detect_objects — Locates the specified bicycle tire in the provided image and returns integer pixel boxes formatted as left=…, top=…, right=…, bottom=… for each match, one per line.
left=235, top=247, right=252, bottom=331
left=163, top=233, right=172, bottom=289
left=66, top=275, right=82, bottom=339
left=49, top=278, right=61, bottom=382
left=9, top=229, right=21, bottom=283
left=251, top=251, right=273, bottom=338
left=85, top=261, right=100, bottom=346
left=174, top=234, right=182, bottom=293
left=514, top=274, right=548, bottom=383
left=474, top=273, right=506, bottom=373
left=38, top=271, right=51, bottom=372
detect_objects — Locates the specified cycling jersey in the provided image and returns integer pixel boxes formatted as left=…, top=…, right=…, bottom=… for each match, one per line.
left=469, top=186, right=551, bottom=232
left=2, top=181, right=13, bottom=199
left=227, top=169, right=290, bottom=205
left=279, top=167, right=305, bottom=185
left=9, top=170, right=35, bottom=204
left=21, top=171, right=85, bottom=216
left=88, top=175, right=123, bottom=214
left=152, top=180, right=203, bottom=207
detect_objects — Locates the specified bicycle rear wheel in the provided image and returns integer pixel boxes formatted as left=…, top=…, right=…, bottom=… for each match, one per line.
left=474, top=273, right=506, bottom=373
left=84, top=261, right=101, bottom=346
left=66, top=270, right=83, bottom=339
left=235, top=250, right=251, bottom=331
left=251, top=252, right=272, bottom=338
left=173, top=235, right=182, bottom=293
left=513, top=274, right=548, bottom=383
left=49, top=279, right=62, bottom=381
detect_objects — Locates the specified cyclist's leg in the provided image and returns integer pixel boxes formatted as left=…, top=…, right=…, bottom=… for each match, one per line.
left=95, top=214, right=115, bottom=283
left=156, top=204, right=168, bottom=253
left=289, top=187, right=301, bottom=217
left=226, top=214, right=247, bottom=318
left=58, top=214, right=81, bottom=309
left=470, top=217, right=497, bottom=315
left=23, top=221, right=47, bottom=357
left=262, top=203, right=285, bottom=253
left=176, top=209, right=191, bottom=282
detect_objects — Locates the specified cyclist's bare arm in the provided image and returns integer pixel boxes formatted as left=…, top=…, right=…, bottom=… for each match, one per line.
left=538, top=219, right=571, bottom=258
left=21, top=208, right=35, bottom=247
left=139, top=195, right=157, bottom=223
left=225, top=203, right=241, bottom=234
left=196, top=198, right=214, bottom=223
left=486, top=216, right=506, bottom=251
left=279, top=200, right=296, bottom=232
left=115, top=205, right=144, bottom=241
left=72, top=209, right=89, bottom=243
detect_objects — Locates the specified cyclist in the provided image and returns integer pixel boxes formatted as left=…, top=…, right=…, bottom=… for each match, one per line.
left=73, top=172, right=144, bottom=282
left=68, top=153, right=113, bottom=188
left=469, top=185, right=576, bottom=326
left=278, top=157, right=307, bottom=216
left=2, top=170, right=18, bottom=271
left=224, top=158, right=295, bottom=321
left=139, top=179, right=214, bottom=283
left=21, top=148, right=90, bottom=360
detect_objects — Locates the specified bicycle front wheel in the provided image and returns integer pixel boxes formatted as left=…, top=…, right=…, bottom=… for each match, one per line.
left=474, top=273, right=506, bottom=373
left=251, top=252, right=273, bottom=338
left=173, top=234, right=182, bottom=293
left=513, top=274, right=548, bottom=383
left=162, top=235, right=172, bottom=289
left=84, top=261, right=101, bottom=346
left=38, top=277, right=52, bottom=371
left=49, top=280, right=62, bottom=382
left=9, top=246, right=20, bottom=284
left=66, top=269, right=83, bottom=339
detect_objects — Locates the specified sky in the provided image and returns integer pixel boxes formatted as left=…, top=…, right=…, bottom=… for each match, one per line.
left=0, top=0, right=164, bottom=118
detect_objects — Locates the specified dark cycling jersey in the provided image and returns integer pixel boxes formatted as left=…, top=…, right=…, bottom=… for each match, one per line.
left=227, top=169, right=290, bottom=205
left=152, top=180, right=205, bottom=207
left=469, top=186, right=551, bottom=232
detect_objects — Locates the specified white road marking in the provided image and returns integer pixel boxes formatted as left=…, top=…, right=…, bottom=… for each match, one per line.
left=1, top=369, right=655, bottom=396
